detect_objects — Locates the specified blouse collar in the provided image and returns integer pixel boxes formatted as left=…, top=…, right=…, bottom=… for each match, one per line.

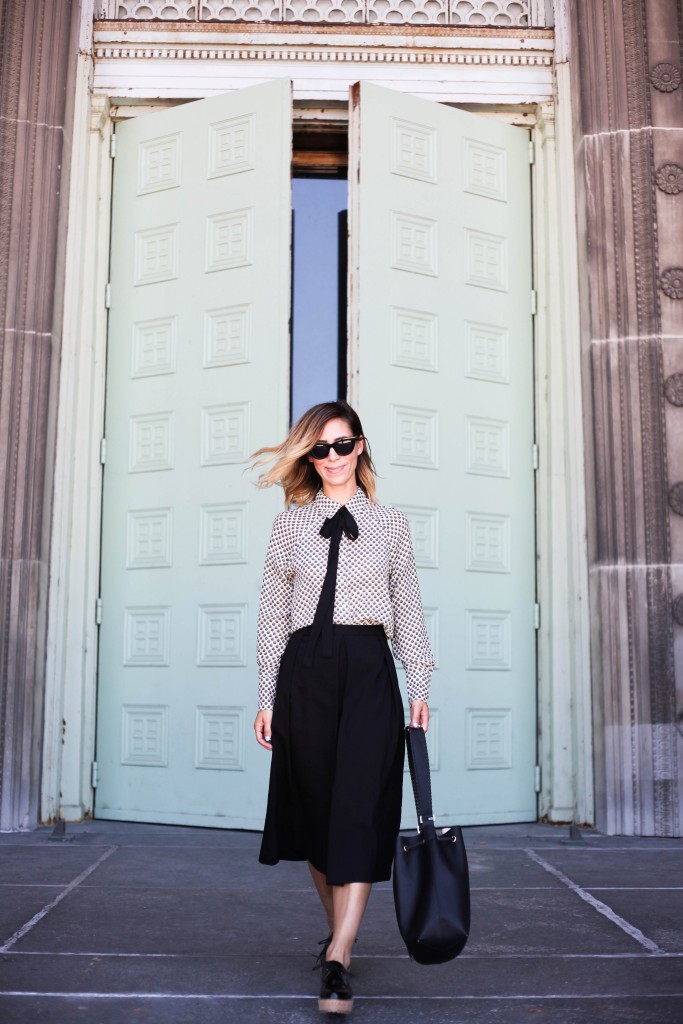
left=313, top=487, right=371, bottom=521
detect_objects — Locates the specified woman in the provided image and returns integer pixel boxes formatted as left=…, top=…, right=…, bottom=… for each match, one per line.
left=253, top=400, right=433, bottom=1014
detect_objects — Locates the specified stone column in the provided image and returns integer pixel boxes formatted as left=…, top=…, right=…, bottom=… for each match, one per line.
left=0, top=0, right=77, bottom=829
left=572, top=0, right=683, bottom=834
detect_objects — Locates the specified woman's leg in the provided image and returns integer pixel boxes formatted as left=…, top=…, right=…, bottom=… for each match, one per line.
left=326, top=882, right=372, bottom=969
left=309, top=864, right=369, bottom=970
left=308, top=862, right=335, bottom=931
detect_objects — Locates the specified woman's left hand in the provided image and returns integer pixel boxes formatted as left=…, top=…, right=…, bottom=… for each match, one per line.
left=410, top=700, right=429, bottom=732
left=254, top=709, right=273, bottom=750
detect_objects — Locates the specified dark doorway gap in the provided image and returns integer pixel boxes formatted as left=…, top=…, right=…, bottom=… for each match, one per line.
left=290, top=174, right=348, bottom=425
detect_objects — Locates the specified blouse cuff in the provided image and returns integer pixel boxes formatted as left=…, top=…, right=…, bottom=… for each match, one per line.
left=406, top=663, right=432, bottom=705
left=257, top=668, right=278, bottom=712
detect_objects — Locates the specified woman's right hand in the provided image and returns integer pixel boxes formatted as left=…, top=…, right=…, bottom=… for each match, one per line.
left=254, top=709, right=273, bottom=751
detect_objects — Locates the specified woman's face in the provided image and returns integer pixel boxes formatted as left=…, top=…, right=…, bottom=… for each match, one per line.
left=309, top=417, right=364, bottom=496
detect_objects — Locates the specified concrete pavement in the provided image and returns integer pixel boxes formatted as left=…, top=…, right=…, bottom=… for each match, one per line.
left=0, top=820, right=681, bottom=1023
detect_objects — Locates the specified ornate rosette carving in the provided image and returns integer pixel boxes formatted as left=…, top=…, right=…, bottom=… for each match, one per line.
left=668, top=482, right=683, bottom=515
left=673, top=594, right=683, bottom=626
left=655, top=163, right=683, bottom=194
left=664, top=373, right=683, bottom=406
left=650, top=62, right=682, bottom=92
left=660, top=268, right=683, bottom=299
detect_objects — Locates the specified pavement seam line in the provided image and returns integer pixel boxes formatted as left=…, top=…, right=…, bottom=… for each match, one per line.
left=524, top=848, right=661, bottom=954
left=2, top=992, right=683, bottom=1001
left=2, top=950, right=682, bottom=959
left=0, top=847, right=117, bottom=953
left=2, top=946, right=679, bottom=954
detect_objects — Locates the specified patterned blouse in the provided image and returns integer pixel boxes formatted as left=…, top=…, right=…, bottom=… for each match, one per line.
left=257, top=487, right=434, bottom=710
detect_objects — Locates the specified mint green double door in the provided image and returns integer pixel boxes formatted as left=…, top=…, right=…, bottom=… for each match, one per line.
left=96, top=80, right=536, bottom=828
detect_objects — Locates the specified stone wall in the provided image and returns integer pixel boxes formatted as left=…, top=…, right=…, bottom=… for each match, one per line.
left=0, top=0, right=76, bottom=829
left=572, top=0, right=683, bottom=834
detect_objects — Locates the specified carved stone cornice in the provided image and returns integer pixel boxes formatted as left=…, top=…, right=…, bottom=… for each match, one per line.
left=93, top=22, right=553, bottom=64
left=93, top=22, right=553, bottom=100
left=93, top=40, right=552, bottom=65
left=94, top=19, right=551, bottom=39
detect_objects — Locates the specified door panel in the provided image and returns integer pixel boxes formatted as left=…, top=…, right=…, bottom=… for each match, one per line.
left=349, top=82, right=536, bottom=824
left=96, top=80, right=291, bottom=827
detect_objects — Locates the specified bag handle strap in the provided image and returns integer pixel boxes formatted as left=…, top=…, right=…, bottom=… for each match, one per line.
left=405, top=726, right=435, bottom=831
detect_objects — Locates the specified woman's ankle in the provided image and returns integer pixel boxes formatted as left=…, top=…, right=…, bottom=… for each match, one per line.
left=325, top=943, right=351, bottom=971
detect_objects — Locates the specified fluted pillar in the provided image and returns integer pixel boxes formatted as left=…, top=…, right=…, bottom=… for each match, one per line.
left=0, top=0, right=76, bottom=829
left=572, top=0, right=683, bottom=834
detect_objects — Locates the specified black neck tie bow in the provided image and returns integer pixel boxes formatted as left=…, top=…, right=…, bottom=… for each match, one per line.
left=304, top=504, right=359, bottom=665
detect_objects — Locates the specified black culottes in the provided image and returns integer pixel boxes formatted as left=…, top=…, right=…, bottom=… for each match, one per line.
left=259, top=625, right=405, bottom=885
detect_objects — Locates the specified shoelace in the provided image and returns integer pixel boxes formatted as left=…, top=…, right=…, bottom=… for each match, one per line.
left=312, top=932, right=333, bottom=971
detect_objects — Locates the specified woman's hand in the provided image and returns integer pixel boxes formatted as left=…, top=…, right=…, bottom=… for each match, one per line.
left=410, top=700, right=429, bottom=732
left=254, top=709, right=273, bottom=750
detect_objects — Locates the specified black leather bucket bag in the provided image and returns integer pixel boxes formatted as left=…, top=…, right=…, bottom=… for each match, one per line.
left=393, top=725, right=471, bottom=965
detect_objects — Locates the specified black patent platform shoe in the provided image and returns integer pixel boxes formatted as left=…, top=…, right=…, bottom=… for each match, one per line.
left=318, top=959, right=353, bottom=1014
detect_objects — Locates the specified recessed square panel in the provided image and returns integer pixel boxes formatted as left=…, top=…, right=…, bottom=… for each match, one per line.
left=137, top=133, right=181, bottom=195
left=131, top=316, right=177, bottom=379
left=466, top=709, right=512, bottom=769
left=195, top=707, right=245, bottom=771
left=463, top=138, right=507, bottom=202
left=197, top=604, right=247, bottom=667
left=391, top=212, right=437, bottom=277
left=465, top=321, right=510, bottom=384
left=200, top=403, right=249, bottom=466
left=121, top=705, right=168, bottom=767
left=208, top=114, right=255, bottom=178
left=396, top=505, right=439, bottom=568
left=203, top=305, right=251, bottom=368
left=391, top=307, right=438, bottom=372
left=391, top=406, right=438, bottom=469
left=129, top=412, right=175, bottom=473
left=466, top=610, right=511, bottom=670
left=134, top=224, right=179, bottom=286
left=465, top=228, right=508, bottom=291
left=465, top=416, right=510, bottom=478
left=390, top=118, right=437, bottom=183
left=199, top=503, right=248, bottom=565
left=465, top=512, right=511, bottom=573
left=206, top=209, right=253, bottom=273
left=126, top=508, right=173, bottom=569
left=123, top=606, right=171, bottom=667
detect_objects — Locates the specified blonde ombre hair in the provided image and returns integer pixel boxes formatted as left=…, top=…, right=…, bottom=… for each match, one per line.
left=251, top=400, right=377, bottom=507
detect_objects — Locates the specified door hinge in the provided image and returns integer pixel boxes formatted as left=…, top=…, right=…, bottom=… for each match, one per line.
left=91, top=761, right=99, bottom=789
left=529, top=139, right=535, bottom=165
left=534, top=603, right=541, bottom=630
left=104, top=283, right=111, bottom=309
left=110, top=133, right=117, bottom=159
left=534, top=765, right=542, bottom=793
left=95, top=597, right=103, bottom=626
left=532, top=443, right=539, bottom=470
left=100, top=438, right=107, bottom=465
left=530, top=289, right=537, bottom=316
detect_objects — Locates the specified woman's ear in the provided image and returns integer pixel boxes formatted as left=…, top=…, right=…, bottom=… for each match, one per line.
left=357, top=437, right=365, bottom=456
